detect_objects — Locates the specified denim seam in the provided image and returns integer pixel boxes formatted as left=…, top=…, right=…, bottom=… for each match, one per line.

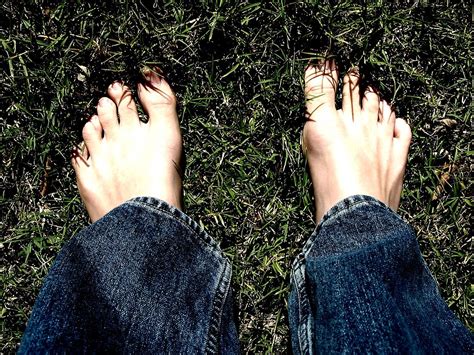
left=291, top=258, right=312, bottom=354
left=205, top=259, right=232, bottom=353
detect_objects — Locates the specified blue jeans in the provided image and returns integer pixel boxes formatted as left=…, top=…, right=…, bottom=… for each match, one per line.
left=19, top=195, right=472, bottom=353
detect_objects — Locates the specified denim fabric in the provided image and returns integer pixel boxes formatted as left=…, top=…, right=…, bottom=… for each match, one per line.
left=19, top=197, right=239, bottom=354
left=289, top=195, right=473, bottom=354
left=20, top=195, right=473, bottom=353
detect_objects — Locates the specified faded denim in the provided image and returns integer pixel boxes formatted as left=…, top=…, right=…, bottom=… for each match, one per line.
left=289, top=195, right=473, bottom=353
left=19, top=195, right=473, bottom=353
left=19, top=197, right=238, bottom=354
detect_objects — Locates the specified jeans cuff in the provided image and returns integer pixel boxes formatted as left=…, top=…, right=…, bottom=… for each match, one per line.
left=297, top=195, right=406, bottom=261
left=319, top=195, right=393, bottom=227
left=125, top=196, right=223, bottom=253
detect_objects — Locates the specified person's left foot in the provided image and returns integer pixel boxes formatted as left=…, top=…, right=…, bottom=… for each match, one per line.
left=72, top=69, right=183, bottom=222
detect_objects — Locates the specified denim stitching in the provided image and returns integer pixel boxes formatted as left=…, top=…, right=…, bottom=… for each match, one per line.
left=291, top=258, right=312, bottom=354
left=205, top=261, right=232, bottom=354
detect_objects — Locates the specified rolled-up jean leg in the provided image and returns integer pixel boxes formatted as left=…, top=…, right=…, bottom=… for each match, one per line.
left=289, top=195, right=473, bottom=354
left=19, top=197, right=239, bottom=354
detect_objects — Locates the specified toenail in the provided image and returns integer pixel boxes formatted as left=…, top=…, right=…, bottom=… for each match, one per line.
left=83, top=121, right=94, bottom=133
left=111, top=81, right=122, bottom=90
left=99, top=97, right=111, bottom=107
left=314, top=59, right=326, bottom=71
left=144, top=67, right=162, bottom=84
left=349, top=66, right=360, bottom=76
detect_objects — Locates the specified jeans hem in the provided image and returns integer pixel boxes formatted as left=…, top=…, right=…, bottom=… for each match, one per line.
left=302, top=195, right=404, bottom=258
left=126, top=196, right=224, bottom=257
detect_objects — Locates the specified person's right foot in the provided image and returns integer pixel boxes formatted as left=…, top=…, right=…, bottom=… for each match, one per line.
left=303, top=60, right=412, bottom=223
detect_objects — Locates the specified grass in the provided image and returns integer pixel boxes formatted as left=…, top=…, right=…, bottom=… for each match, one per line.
left=1, top=0, right=472, bottom=352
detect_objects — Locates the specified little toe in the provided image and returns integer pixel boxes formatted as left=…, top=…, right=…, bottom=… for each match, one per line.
left=71, top=141, right=89, bottom=171
left=388, top=118, right=412, bottom=209
left=305, top=59, right=339, bottom=117
left=138, top=68, right=178, bottom=126
left=78, top=141, right=89, bottom=159
left=97, top=97, right=119, bottom=138
left=108, top=82, right=139, bottom=127
left=362, top=87, right=380, bottom=122
left=342, top=67, right=361, bottom=120
left=394, top=118, right=412, bottom=143
left=392, top=118, right=412, bottom=173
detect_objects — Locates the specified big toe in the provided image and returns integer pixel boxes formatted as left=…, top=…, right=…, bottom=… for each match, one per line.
left=305, top=59, right=338, bottom=117
left=138, top=68, right=178, bottom=125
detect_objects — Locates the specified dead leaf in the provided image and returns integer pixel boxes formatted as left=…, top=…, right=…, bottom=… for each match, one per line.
left=431, top=163, right=457, bottom=200
left=439, top=118, right=457, bottom=127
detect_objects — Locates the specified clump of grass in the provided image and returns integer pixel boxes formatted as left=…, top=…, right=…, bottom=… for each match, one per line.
left=1, top=1, right=471, bottom=352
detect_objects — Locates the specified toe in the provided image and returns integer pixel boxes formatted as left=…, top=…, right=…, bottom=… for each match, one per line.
left=82, top=118, right=101, bottom=155
left=394, top=118, right=412, bottom=143
left=71, top=141, right=89, bottom=171
left=342, top=67, right=361, bottom=120
left=388, top=119, right=412, bottom=210
left=138, top=68, right=178, bottom=126
left=362, top=87, right=380, bottom=122
left=305, top=59, right=338, bottom=117
left=379, top=100, right=396, bottom=135
left=379, top=100, right=395, bottom=123
left=97, top=97, right=119, bottom=138
left=108, top=82, right=139, bottom=127
left=71, top=151, right=82, bottom=174
left=77, top=140, right=89, bottom=160
left=392, top=118, right=412, bottom=174
left=393, top=118, right=411, bottom=162
left=90, top=115, right=103, bottom=137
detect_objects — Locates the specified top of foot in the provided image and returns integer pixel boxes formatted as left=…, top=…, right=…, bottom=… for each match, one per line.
left=72, top=69, right=183, bottom=222
left=303, top=60, right=412, bottom=223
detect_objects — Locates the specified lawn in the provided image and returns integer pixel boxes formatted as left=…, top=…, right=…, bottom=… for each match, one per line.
left=1, top=0, right=472, bottom=352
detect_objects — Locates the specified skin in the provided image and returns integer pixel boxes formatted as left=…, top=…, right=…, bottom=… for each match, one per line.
left=72, top=70, right=183, bottom=222
left=73, top=61, right=411, bottom=225
left=303, top=60, right=412, bottom=223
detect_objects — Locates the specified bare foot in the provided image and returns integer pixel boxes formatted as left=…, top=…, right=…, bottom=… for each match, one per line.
left=303, top=60, right=412, bottom=223
left=72, top=69, right=183, bottom=222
